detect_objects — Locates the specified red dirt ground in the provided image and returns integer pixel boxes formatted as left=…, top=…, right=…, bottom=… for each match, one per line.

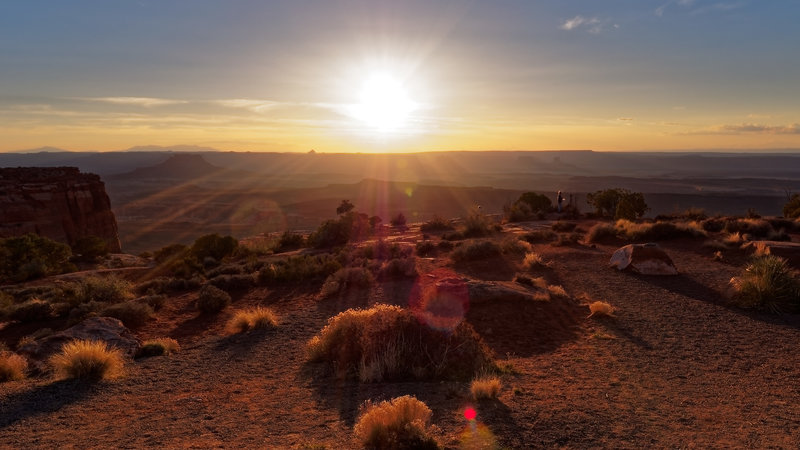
left=2, top=222, right=800, bottom=448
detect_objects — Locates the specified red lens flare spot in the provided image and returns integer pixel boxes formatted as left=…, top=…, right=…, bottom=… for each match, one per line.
left=464, top=407, right=477, bottom=421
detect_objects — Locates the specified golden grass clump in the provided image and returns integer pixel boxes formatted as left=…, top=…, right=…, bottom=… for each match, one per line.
left=471, top=375, right=502, bottom=400
left=307, top=304, right=493, bottom=382
left=522, top=252, right=549, bottom=270
left=547, top=285, right=569, bottom=299
left=49, top=339, right=124, bottom=380
left=226, top=307, right=279, bottom=333
left=723, top=232, right=746, bottom=247
left=587, top=301, right=615, bottom=318
left=0, top=351, right=28, bottom=382
left=501, top=237, right=532, bottom=255
left=137, top=338, right=181, bottom=357
left=354, top=395, right=440, bottom=449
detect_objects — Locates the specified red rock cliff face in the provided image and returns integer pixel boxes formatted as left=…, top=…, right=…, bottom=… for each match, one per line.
left=0, top=167, right=122, bottom=252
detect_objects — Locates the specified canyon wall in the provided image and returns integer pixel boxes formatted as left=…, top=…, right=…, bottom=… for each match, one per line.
left=0, top=167, right=122, bottom=252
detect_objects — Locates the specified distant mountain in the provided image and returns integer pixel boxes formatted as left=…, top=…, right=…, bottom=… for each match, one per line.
left=112, top=154, right=249, bottom=180
left=123, top=145, right=223, bottom=153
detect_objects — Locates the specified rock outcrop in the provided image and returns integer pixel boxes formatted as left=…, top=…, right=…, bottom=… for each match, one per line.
left=0, top=167, right=121, bottom=252
left=610, top=243, right=678, bottom=275
left=17, top=316, right=140, bottom=373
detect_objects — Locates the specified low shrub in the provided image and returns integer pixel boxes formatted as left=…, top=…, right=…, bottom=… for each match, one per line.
left=137, top=338, right=180, bottom=357
left=320, top=267, right=374, bottom=298
left=378, top=257, right=417, bottom=279
left=420, top=216, right=454, bottom=232
left=71, top=236, right=110, bottom=262
left=72, top=275, right=134, bottom=305
left=100, top=301, right=153, bottom=328
left=208, top=274, right=255, bottom=293
left=353, top=395, right=440, bottom=450
left=415, top=240, right=437, bottom=257
left=0, top=351, right=28, bottom=382
left=6, top=298, right=53, bottom=323
left=462, top=207, right=493, bottom=238
left=730, top=255, right=800, bottom=313
left=784, top=194, right=800, bottom=219
left=701, top=217, right=726, bottom=232
left=500, top=237, right=531, bottom=256
left=49, top=339, right=124, bottom=380
left=307, top=304, right=493, bottom=381
left=615, top=220, right=707, bottom=241
left=274, top=231, right=305, bottom=253
left=138, top=294, right=166, bottom=311
left=390, top=213, right=407, bottom=227
left=520, top=229, right=557, bottom=243
left=551, top=232, right=582, bottom=247
left=257, top=254, right=341, bottom=285
left=471, top=375, right=502, bottom=400
left=451, top=240, right=502, bottom=262
left=190, top=233, right=238, bottom=262
left=0, top=233, right=73, bottom=282
left=196, top=285, right=231, bottom=314
left=441, top=231, right=465, bottom=241
left=724, top=218, right=773, bottom=238
left=206, top=264, right=244, bottom=278
left=226, top=307, right=279, bottom=333
left=584, top=223, right=619, bottom=244
left=437, top=240, right=455, bottom=251
left=135, top=277, right=201, bottom=296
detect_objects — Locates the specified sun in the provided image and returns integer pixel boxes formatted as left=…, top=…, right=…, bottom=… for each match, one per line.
left=350, top=72, right=417, bottom=132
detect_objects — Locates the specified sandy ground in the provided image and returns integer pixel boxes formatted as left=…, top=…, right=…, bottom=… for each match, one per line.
left=2, top=223, right=800, bottom=448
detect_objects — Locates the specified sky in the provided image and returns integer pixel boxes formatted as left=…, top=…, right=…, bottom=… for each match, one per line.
left=1, top=0, right=799, bottom=153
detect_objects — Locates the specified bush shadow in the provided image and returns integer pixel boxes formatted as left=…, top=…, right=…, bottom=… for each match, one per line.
left=0, top=379, right=97, bottom=429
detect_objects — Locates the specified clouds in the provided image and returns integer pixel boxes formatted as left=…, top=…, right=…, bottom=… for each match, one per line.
left=559, top=15, right=618, bottom=34
left=686, top=123, right=800, bottom=135
left=656, top=0, right=746, bottom=17
left=78, top=97, right=188, bottom=107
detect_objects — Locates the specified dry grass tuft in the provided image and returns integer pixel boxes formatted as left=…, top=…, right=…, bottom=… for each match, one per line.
left=522, top=252, right=549, bottom=270
left=137, top=338, right=180, bottom=357
left=49, top=339, right=124, bottom=380
left=723, top=232, right=746, bottom=247
left=226, top=307, right=279, bottom=333
left=587, top=301, right=615, bottom=318
left=730, top=255, right=800, bottom=313
left=471, top=375, right=502, bottom=400
left=354, top=395, right=440, bottom=449
left=547, top=285, right=569, bottom=299
left=0, top=351, right=28, bottom=382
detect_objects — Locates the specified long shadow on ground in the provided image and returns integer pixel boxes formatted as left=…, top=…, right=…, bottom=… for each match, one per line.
left=466, top=297, right=585, bottom=357
left=0, top=380, right=98, bottom=429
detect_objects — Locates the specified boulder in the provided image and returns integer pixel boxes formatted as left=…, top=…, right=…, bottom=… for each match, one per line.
left=610, top=243, right=678, bottom=275
left=17, top=316, right=140, bottom=373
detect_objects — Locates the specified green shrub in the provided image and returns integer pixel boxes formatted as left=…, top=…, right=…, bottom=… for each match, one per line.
left=520, top=229, right=557, bottom=243
left=71, top=236, right=110, bottom=262
left=190, top=234, right=238, bottom=261
left=196, top=285, right=231, bottom=314
left=208, top=274, right=255, bottom=292
left=587, top=188, right=648, bottom=219
left=274, top=231, right=305, bottom=253
left=307, top=304, right=493, bottom=381
left=354, top=396, right=440, bottom=450
left=336, top=200, right=355, bottom=215
left=72, top=276, right=134, bottom=305
left=784, top=194, right=800, bottom=219
left=101, top=302, right=153, bottom=328
left=308, top=218, right=352, bottom=248
left=390, top=213, right=407, bottom=227
left=320, top=267, right=374, bottom=298
left=415, top=240, right=437, bottom=257
left=257, top=254, right=341, bottom=285
left=730, top=255, right=800, bottom=313
left=378, top=257, right=417, bottom=279
left=505, top=192, right=552, bottom=221
left=0, top=234, right=73, bottom=282
left=420, top=216, right=454, bottom=232
left=451, top=240, right=502, bottom=262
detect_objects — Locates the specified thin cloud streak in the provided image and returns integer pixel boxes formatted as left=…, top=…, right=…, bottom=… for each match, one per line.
left=683, top=123, right=800, bottom=135
left=76, top=97, right=189, bottom=107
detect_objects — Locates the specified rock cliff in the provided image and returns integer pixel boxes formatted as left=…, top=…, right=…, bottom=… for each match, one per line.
left=0, top=167, right=122, bottom=252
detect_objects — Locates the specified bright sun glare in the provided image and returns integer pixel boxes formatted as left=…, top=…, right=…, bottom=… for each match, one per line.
left=350, top=72, right=417, bottom=132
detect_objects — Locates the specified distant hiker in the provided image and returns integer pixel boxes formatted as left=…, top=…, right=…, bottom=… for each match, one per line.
left=557, top=191, right=564, bottom=213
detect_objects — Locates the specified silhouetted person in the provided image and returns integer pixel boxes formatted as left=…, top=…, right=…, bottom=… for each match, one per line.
left=557, top=191, right=564, bottom=213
